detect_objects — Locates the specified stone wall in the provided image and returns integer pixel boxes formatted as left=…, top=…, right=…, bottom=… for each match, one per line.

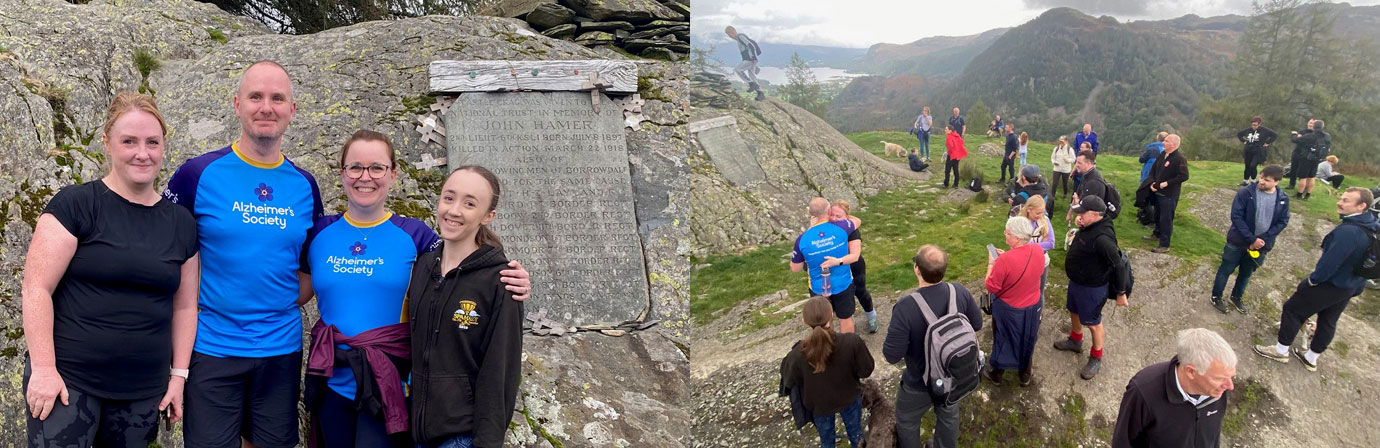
left=0, top=0, right=688, bottom=445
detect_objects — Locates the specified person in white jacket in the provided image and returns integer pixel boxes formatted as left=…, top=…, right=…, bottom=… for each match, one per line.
left=1051, top=135, right=1076, bottom=201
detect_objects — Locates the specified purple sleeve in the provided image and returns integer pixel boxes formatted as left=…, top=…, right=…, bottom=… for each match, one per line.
left=791, top=235, right=805, bottom=263
left=299, top=215, right=341, bottom=275
left=1037, top=219, right=1055, bottom=252
left=392, top=215, right=441, bottom=255
left=291, top=163, right=326, bottom=221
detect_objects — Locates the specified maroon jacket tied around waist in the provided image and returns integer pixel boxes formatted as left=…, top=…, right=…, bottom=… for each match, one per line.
left=307, top=320, right=411, bottom=434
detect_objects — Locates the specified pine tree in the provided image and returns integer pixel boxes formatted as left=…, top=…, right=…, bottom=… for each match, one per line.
left=780, top=52, right=827, bottom=118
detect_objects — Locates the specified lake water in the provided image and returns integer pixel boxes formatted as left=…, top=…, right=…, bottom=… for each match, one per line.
left=718, top=65, right=867, bottom=85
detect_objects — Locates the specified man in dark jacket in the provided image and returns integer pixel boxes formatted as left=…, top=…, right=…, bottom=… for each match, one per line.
left=1054, top=196, right=1128, bottom=380
left=1237, top=116, right=1277, bottom=186
left=1067, top=150, right=1110, bottom=224
left=724, top=26, right=764, bottom=100
left=1145, top=134, right=1190, bottom=253
left=949, top=107, right=966, bottom=137
left=1113, top=328, right=1236, bottom=448
left=908, top=147, right=930, bottom=172
left=1212, top=165, right=1290, bottom=314
left=1255, top=188, right=1379, bottom=372
left=1001, top=124, right=1018, bottom=183
left=1007, top=165, right=1050, bottom=215
left=883, top=244, right=982, bottom=448
left=1290, top=119, right=1331, bottom=201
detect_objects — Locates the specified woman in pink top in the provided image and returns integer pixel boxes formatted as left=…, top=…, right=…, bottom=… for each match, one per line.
left=983, top=216, right=1047, bottom=387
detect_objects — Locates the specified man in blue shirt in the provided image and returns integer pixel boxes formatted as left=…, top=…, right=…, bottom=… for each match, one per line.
left=948, top=108, right=966, bottom=137
left=791, top=198, right=861, bottom=333
left=1075, top=124, right=1099, bottom=155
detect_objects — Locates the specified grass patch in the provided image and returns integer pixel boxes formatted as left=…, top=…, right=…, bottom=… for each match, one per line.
left=205, top=27, right=227, bottom=44
left=1222, top=378, right=1266, bottom=437
left=133, top=48, right=160, bottom=95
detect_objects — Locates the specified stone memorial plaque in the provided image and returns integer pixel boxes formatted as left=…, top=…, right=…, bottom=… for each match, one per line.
left=694, top=124, right=767, bottom=186
left=445, top=91, right=649, bottom=326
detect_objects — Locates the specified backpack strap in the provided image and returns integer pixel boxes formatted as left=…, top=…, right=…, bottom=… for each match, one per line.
left=911, top=290, right=940, bottom=325
left=946, top=283, right=957, bottom=317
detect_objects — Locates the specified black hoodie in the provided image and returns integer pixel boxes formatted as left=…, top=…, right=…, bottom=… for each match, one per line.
left=1065, top=217, right=1121, bottom=290
left=408, top=244, right=523, bottom=447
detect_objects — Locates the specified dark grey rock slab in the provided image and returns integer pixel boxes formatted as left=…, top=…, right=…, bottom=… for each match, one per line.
left=692, top=118, right=767, bottom=187
left=524, top=2, right=575, bottom=30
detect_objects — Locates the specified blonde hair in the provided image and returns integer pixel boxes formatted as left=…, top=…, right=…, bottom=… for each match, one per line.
left=1023, top=196, right=1050, bottom=240
left=831, top=199, right=851, bottom=215
left=102, top=92, right=168, bottom=139
left=1018, top=131, right=1028, bottom=145
left=1326, top=155, right=1339, bottom=164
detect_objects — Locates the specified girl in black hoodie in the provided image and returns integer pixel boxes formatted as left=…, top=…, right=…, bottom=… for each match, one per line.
left=408, top=166, right=523, bottom=448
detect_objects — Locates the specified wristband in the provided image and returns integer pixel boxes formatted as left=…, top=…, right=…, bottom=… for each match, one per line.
left=170, top=368, right=189, bottom=379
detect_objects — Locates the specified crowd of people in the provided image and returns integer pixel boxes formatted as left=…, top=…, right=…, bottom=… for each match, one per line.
left=21, top=61, right=534, bottom=448
left=780, top=106, right=1380, bottom=447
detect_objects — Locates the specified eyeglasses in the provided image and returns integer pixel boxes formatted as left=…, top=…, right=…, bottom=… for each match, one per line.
left=343, top=164, right=392, bottom=179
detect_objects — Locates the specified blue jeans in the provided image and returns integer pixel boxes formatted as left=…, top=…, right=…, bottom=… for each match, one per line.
left=417, top=434, right=473, bottom=448
left=814, top=395, right=864, bottom=448
left=917, top=130, right=931, bottom=158
left=1212, top=243, right=1265, bottom=299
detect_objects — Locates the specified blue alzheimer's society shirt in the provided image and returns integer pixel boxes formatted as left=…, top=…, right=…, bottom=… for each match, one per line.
left=305, top=212, right=439, bottom=400
left=792, top=220, right=855, bottom=295
left=164, top=143, right=324, bottom=357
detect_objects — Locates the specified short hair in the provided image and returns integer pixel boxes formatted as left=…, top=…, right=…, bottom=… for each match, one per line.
left=1157, top=131, right=1168, bottom=142
left=1006, top=216, right=1035, bottom=240
left=1313, top=119, right=1325, bottom=131
left=339, top=129, right=397, bottom=169
left=237, top=60, right=294, bottom=98
left=1080, top=141, right=1092, bottom=149
left=1346, top=187, right=1374, bottom=207
left=1326, top=155, right=1339, bottom=164
left=808, top=197, right=829, bottom=218
left=912, top=244, right=948, bottom=283
left=724, top=26, right=736, bottom=34
left=1260, top=164, right=1284, bottom=181
left=1077, top=149, right=1096, bottom=163
left=945, top=124, right=953, bottom=131
left=1178, top=328, right=1237, bottom=372
left=1251, top=116, right=1262, bottom=124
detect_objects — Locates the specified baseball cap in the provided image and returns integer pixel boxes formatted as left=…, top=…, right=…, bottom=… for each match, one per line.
left=1020, top=165, right=1040, bottom=180
left=1071, top=196, right=1107, bottom=214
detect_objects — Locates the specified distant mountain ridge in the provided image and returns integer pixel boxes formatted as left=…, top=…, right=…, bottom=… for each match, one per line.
left=852, top=27, right=1009, bottom=78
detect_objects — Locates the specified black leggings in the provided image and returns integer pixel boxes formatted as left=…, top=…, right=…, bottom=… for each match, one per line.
left=851, top=256, right=873, bottom=313
left=316, top=389, right=403, bottom=448
left=1244, top=150, right=1265, bottom=180
left=999, top=156, right=1016, bottom=182
left=1052, top=171, right=1070, bottom=197
left=24, top=362, right=161, bottom=448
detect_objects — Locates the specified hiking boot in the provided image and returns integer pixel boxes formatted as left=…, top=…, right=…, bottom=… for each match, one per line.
left=1211, top=297, right=1228, bottom=314
left=1239, top=180, right=1250, bottom=187
left=755, top=89, right=766, bottom=101
left=1143, top=233, right=1158, bottom=241
left=1253, top=344, right=1289, bottom=363
left=1304, top=192, right=1311, bottom=200
left=1018, top=368, right=1033, bottom=387
left=747, top=81, right=759, bottom=92
left=1231, top=297, right=1250, bottom=313
left=1292, top=346, right=1318, bottom=372
left=866, top=313, right=879, bottom=334
left=1367, top=279, right=1380, bottom=290
left=1053, top=338, right=1083, bottom=353
left=982, top=365, right=1003, bottom=385
left=1295, top=192, right=1305, bottom=200
left=1079, top=356, right=1102, bottom=380
left=1153, top=246, right=1171, bottom=254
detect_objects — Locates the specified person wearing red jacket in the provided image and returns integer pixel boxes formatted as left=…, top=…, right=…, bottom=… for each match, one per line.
left=943, top=125, right=967, bottom=189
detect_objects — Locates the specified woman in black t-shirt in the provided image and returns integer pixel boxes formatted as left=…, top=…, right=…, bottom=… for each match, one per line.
left=21, top=92, right=199, bottom=447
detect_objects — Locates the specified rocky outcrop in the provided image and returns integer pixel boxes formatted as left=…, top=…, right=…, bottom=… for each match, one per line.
left=688, top=72, right=926, bottom=256
left=0, top=0, right=688, bottom=445
left=482, top=0, right=689, bottom=61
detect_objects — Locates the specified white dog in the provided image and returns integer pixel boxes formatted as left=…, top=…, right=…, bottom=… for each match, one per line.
left=880, top=140, right=907, bottom=158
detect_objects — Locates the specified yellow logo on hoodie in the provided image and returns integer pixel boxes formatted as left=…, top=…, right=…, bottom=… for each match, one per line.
left=452, top=300, right=480, bottom=329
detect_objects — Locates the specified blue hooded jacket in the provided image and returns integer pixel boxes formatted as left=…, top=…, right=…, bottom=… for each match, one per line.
left=1226, top=183, right=1290, bottom=252
left=1310, top=212, right=1380, bottom=294
left=1138, top=142, right=1163, bottom=183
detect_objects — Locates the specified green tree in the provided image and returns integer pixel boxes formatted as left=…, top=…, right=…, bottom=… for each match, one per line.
left=967, top=98, right=990, bottom=136
left=690, top=44, right=726, bottom=75
left=780, top=52, right=828, bottom=118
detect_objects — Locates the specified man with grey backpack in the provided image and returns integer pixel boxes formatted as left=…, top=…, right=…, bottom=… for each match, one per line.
left=883, top=245, right=983, bottom=448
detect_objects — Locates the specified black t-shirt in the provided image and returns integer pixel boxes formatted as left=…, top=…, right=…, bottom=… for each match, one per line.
left=44, top=180, right=198, bottom=399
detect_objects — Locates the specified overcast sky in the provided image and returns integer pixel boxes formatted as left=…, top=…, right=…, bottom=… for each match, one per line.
left=692, top=0, right=1380, bottom=48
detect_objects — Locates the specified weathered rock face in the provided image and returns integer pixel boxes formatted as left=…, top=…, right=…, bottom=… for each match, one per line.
left=0, top=0, right=688, bottom=445
left=688, top=72, right=926, bottom=256
left=484, top=0, right=690, bottom=61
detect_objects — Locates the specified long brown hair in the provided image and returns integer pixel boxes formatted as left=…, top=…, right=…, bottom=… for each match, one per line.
left=448, top=165, right=503, bottom=248
left=801, top=296, right=835, bottom=373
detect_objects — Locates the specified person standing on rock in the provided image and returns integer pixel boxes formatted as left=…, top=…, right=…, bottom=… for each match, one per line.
left=911, top=106, right=933, bottom=160
left=162, top=60, right=533, bottom=448
left=1237, top=116, right=1277, bottom=187
left=1054, top=196, right=1128, bottom=380
left=1075, top=123, right=1099, bottom=155
left=942, top=125, right=967, bottom=189
left=830, top=201, right=878, bottom=333
left=948, top=107, right=966, bottom=137
left=724, top=26, right=764, bottom=101
left=982, top=217, right=1047, bottom=387
left=1113, top=328, right=1236, bottom=448
left=22, top=92, right=199, bottom=447
left=782, top=296, right=875, bottom=448
left=1145, top=134, right=1190, bottom=254
left=1254, top=187, right=1378, bottom=372
left=1000, top=124, right=1018, bottom=183
left=792, top=198, right=861, bottom=333
left=1211, top=164, right=1290, bottom=314
left=1138, top=132, right=1167, bottom=184
left=1051, top=135, right=1075, bottom=201
left=883, top=245, right=983, bottom=448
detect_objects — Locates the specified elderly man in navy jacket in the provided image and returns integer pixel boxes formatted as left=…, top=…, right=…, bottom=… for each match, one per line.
left=1113, top=328, right=1236, bottom=448
left=1255, top=187, right=1379, bottom=372
left=1211, top=164, right=1290, bottom=314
